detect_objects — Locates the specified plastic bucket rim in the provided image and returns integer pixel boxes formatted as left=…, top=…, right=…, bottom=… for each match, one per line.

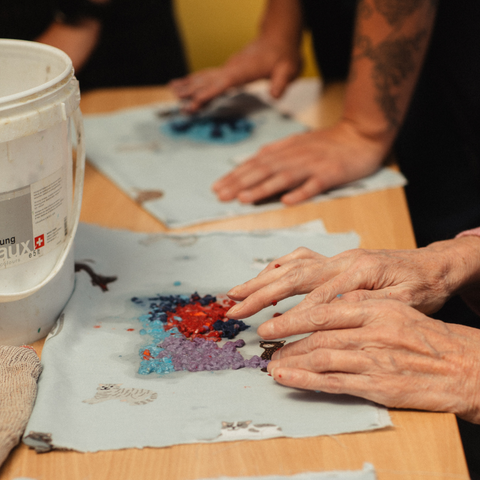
left=0, top=39, right=73, bottom=106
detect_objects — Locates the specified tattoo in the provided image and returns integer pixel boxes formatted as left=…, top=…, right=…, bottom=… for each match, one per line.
left=357, top=0, right=374, bottom=20
left=373, top=0, right=425, bottom=26
left=355, top=31, right=427, bottom=128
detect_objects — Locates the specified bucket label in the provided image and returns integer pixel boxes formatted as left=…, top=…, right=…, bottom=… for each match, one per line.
left=0, top=167, right=68, bottom=270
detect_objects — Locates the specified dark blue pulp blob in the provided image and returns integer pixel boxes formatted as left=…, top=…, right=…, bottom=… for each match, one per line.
left=213, top=319, right=249, bottom=339
left=131, top=292, right=262, bottom=375
left=162, top=115, right=254, bottom=144
left=132, top=292, right=217, bottom=323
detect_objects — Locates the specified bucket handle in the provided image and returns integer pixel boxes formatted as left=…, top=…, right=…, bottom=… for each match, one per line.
left=0, top=106, right=85, bottom=303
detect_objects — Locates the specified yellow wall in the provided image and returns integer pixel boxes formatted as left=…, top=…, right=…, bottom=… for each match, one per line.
left=174, top=0, right=319, bottom=77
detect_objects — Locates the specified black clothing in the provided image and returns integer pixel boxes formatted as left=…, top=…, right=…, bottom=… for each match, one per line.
left=305, top=0, right=480, bottom=475
left=300, top=0, right=356, bottom=82
left=394, top=2, right=480, bottom=474
left=394, top=2, right=480, bottom=472
left=76, top=0, right=188, bottom=90
left=395, top=0, right=480, bottom=249
left=0, top=0, right=188, bottom=91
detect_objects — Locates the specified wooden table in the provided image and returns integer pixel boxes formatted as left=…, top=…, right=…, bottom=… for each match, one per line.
left=0, top=83, right=469, bottom=480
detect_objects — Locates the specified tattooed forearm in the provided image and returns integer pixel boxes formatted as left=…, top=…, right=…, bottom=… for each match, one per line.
left=357, top=1, right=374, bottom=20
left=373, top=0, right=427, bottom=26
left=355, top=30, right=427, bottom=128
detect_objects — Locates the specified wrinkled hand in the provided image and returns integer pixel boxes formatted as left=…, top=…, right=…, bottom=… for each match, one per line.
left=212, top=121, right=386, bottom=205
left=227, top=241, right=470, bottom=320
left=261, top=299, right=480, bottom=423
left=170, top=38, right=301, bottom=113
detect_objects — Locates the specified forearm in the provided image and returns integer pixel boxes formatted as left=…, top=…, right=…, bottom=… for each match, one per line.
left=35, top=18, right=101, bottom=72
left=424, top=236, right=480, bottom=312
left=225, top=0, right=302, bottom=67
left=257, top=0, right=303, bottom=48
left=451, top=229, right=480, bottom=317
left=341, top=0, right=438, bottom=151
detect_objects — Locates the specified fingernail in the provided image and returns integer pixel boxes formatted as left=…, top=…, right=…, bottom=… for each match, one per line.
left=227, top=286, right=239, bottom=297
left=257, top=320, right=274, bottom=339
left=238, top=192, right=253, bottom=203
left=226, top=304, right=241, bottom=316
left=269, top=367, right=276, bottom=378
left=217, top=189, right=233, bottom=201
left=271, top=349, right=282, bottom=361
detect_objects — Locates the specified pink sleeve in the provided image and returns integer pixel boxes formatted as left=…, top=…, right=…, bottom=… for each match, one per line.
left=455, top=227, right=480, bottom=238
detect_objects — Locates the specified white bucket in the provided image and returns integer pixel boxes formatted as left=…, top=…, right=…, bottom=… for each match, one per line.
left=0, top=39, right=85, bottom=345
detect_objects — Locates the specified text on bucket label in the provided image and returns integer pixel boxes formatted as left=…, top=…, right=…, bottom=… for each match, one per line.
left=0, top=166, right=68, bottom=270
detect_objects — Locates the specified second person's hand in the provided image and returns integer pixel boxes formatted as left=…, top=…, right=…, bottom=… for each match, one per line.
left=212, top=120, right=387, bottom=205
left=170, top=37, right=301, bottom=113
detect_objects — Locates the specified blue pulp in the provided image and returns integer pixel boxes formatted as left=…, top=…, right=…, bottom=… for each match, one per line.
left=131, top=293, right=250, bottom=375
left=161, top=116, right=254, bottom=144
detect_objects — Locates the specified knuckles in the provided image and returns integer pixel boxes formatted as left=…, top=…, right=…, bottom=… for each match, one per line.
left=276, top=169, right=297, bottom=184
left=290, top=246, right=318, bottom=259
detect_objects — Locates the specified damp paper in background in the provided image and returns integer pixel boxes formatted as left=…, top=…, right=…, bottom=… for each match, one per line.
left=24, top=222, right=391, bottom=452
left=198, top=463, right=377, bottom=480
left=83, top=79, right=406, bottom=228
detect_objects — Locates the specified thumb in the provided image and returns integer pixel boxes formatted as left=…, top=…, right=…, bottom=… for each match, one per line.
left=269, top=61, right=297, bottom=98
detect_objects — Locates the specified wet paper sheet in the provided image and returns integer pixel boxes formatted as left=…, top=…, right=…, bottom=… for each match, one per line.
left=83, top=80, right=406, bottom=228
left=199, top=463, right=377, bottom=480
left=24, top=222, right=391, bottom=452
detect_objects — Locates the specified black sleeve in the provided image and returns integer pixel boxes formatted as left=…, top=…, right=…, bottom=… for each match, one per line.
left=0, top=0, right=58, bottom=40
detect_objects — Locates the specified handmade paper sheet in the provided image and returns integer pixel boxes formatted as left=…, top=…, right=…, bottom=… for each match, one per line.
left=24, top=222, right=391, bottom=452
left=83, top=80, right=406, bottom=228
left=199, top=463, right=377, bottom=480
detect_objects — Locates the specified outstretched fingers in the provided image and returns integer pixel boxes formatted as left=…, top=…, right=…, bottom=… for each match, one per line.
left=269, top=60, right=298, bottom=98
left=170, top=69, right=232, bottom=112
left=257, top=248, right=325, bottom=277
left=212, top=158, right=271, bottom=202
left=226, top=269, right=298, bottom=319
left=268, top=366, right=378, bottom=401
left=227, top=253, right=330, bottom=319
left=269, top=348, right=372, bottom=376
left=257, top=301, right=372, bottom=340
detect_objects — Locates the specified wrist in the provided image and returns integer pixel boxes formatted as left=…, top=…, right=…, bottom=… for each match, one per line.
left=334, top=118, right=392, bottom=160
left=340, top=111, right=397, bottom=154
left=467, top=385, right=480, bottom=425
left=425, top=236, right=480, bottom=297
left=452, top=324, right=480, bottom=424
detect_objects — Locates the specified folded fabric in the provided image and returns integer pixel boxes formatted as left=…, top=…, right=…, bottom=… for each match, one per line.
left=0, top=346, right=42, bottom=466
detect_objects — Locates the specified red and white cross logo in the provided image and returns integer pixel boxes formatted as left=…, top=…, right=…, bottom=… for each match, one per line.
left=35, top=234, right=45, bottom=249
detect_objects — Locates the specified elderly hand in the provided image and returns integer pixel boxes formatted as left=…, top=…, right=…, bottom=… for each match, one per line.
left=170, top=37, right=301, bottom=113
left=261, top=299, right=480, bottom=424
left=227, top=236, right=480, bottom=319
left=212, top=121, right=386, bottom=205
